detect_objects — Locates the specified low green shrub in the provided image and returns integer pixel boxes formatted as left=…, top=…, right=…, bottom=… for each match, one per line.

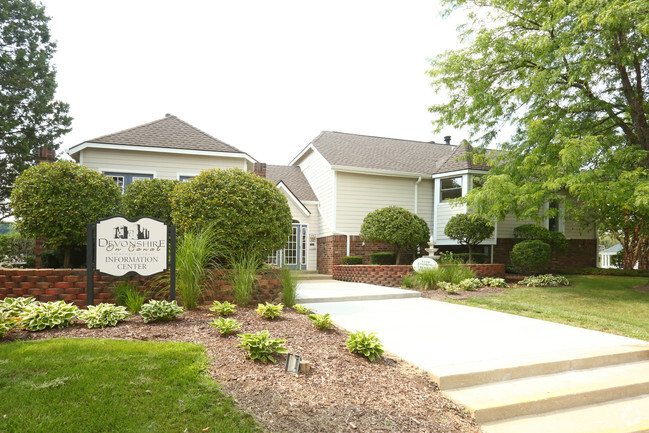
left=237, top=330, right=288, bottom=363
left=0, top=311, right=19, bottom=338
left=401, top=273, right=415, bottom=288
left=210, top=301, right=237, bottom=316
left=209, top=317, right=242, bottom=336
left=513, top=224, right=568, bottom=252
left=458, top=278, right=482, bottom=291
left=280, top=267, right=298, bottom=307
left=112, top=280, right=146, bottom=313
left=308, top=313, right=334, bottom=330
left=412, top=267, right=445, bottom=290
left=341, top=255, right=362, bottom=265
left=140, top=300, right=184, bottom=323
left=0, top=296, right=36, bottom=317
left=293, top=304, right=311, bottom=314
left=438, top=281, right=461, bottom=294
left=482, top=277, right=507, bottom=288
left=449, top=253, right=488, bottom=264
left=370, top=252, right=397, bottom=265
left=519, top=274, right=570, bottom=287
left=438, top=252, right=464, bottom=264
left=510, top=240, right=551, bottom=274
left=345, top=331, right=384, bottom=362
left=255, top=302, right=283, bottom=320
left=77, top=303, right=131, bottom=328
left=20, top=301, right=79, bottom=331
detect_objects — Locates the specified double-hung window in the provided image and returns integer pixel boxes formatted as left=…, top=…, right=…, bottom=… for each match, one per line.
left=440, top=176, right=463, bottom=201
left=104, top=172, right=154, bottom=193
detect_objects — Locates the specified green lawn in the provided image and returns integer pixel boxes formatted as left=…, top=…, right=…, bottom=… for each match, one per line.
left=0, top=338, right=261, bottom=433
left=456, top=275, right=649, bottom=341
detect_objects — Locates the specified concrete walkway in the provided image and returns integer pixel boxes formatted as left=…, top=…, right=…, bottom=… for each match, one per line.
left=296, top=280, right=649, bottom=433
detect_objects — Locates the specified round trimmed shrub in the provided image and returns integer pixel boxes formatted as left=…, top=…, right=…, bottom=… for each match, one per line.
left=510, top=240, right=551, bottom=274
left=170, top=169, right=292, bottom=258
left=513, top=224, right=568, bottom=253
left=341, top=255, right=362, bottom=265
left=370, top=252, right=397, bottom=265
left=360, top=206, right=429, bottom=264
left=122, top=178, right=179, bottom=222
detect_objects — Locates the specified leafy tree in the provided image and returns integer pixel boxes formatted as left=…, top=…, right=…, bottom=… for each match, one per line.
left=444, top=214, right=494, bottom=263
left=429, top=0, right=649, bottom=269
left=0, top=0, right=72, bottom=219
left=359, top=206, right=430, bottom=264
left=11, top=160, right=121, bottom=267
left=122, top=178, right=179, bottom=222
left=170, top=168, right=292, bottom=259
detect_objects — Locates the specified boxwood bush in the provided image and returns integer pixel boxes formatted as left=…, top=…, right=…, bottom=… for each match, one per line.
left=370, top=252, right=397, bottom=265
left=510, top=240, right=551, bottom=274
left=513, top=224, right=568, bottom=253
left=122, top=178, right=179, bottom=222
left=171, top=169, right=292, bottom=258
left=341, top=255, right=362, bottom=265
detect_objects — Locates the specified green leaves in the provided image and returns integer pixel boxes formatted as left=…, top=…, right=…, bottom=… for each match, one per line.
left=209, top=317, right=242, bottom=336
left=77, top=303, right=130, bottom=328
left=20, top=300, right=79, bottom=331
left=345, top=331, right=384, bottom=362
left=254, top=302, right=283, bottom=320
left=139, top=300, right=184, bottom=323
left=307, top=313, right=334, bottom=330
left=209, top=300, right=237, bottom=316
left=122, top=178, right=179, bottom=222
left=360, top=206, right=430, bottom=260
left=237, top=330, right=288, bottom=363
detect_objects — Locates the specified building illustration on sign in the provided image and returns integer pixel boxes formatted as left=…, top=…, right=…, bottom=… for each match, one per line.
left=113, top=224, right=150, bottom=240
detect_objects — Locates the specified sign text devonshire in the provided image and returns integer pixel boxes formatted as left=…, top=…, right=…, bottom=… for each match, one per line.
left=96, top=216, right=168, bottom=276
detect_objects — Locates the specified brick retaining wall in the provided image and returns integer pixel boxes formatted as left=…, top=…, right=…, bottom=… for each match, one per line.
left=492, top=238, right=597, bottom=270
left=332, top=264, right=506, bottom=288
left=0, top=268, right=282, bottom=307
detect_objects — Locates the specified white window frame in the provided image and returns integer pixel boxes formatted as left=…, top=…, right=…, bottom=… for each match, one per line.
left=440, top=176, right=463, bottom=202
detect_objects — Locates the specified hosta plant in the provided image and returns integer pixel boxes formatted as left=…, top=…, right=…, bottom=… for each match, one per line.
left=438, top=281, right=460, bottom=294
left=237, top=330, right=288, bottom=363
left=255, top=302, right=283, bottom=320
left=20, top=301, right=79, bottom=331
left=210, top=301, right=237, bottom=316
left=293, top=304, right=311, bottom=315
left=0, top=296, right=36, bottom=317
left=458, top=278, right=482, bottom=291
left=140, top=300, right=184, bottom=323
left=308, top=313, right=334, bottom=330
left=0, top=311, right=19, bottom=338
left=209, top=317, right=242, bottom=336
left=520, top=274, right=570, bottom=287
left=482, top=277, right=507, bottom=288
left=77, top=303, right=131, bottom=328
left=345, top=331, right=384, bottom=362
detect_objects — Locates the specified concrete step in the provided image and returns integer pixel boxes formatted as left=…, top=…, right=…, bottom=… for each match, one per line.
left=446, top=360, right=649, bottom=423
left=481, top=394, right=649, bottom=433
left=435, top=345, right=649, bottom=390
left=294, top=272, right=333, bottom=281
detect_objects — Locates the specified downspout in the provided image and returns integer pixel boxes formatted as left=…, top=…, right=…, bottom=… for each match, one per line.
left=317, top=203, right=351, bottom=256
left=414, top=177, right=422, bottom=214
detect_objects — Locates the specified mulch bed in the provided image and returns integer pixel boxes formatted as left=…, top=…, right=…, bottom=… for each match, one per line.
left=4, top=305, right=482, bottom=433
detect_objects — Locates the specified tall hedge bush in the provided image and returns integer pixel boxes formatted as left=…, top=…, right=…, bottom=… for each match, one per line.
left=513, top=224, right=568, bottom=253
left=170, top=169, right=292, bottom=258
left=510, top=240, right=551, bottom=274
left=122, top=178, right=179, bottom=222
left=359, top=206, right=429, bottom=264
left=11, top=160, right=121, bottom=267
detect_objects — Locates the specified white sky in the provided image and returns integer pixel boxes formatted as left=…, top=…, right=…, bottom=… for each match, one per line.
left=43, top=0, right=466, bottom=165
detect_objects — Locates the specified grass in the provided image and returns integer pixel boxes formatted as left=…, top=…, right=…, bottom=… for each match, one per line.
left=280, top=267, right=298, bottom=307
left=0, top=338, right=261, bottom=433
left=456, top=275, right=649, bottom=341
left=228, top=254, right=261, bottom=307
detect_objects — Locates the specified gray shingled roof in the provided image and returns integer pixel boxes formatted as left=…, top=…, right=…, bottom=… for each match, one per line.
left=309, top=131, right=455, bottom=175
left=266, top=165, right=318, bottom=202
left=70, top=115, right=247, bottom=155
left=433, top=141, right=491, bottom=174
left=308, top=131, right=490, bottom=175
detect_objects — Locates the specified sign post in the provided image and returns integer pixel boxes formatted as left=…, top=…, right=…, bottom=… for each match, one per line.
left=86, top=216, right=175, bottom=306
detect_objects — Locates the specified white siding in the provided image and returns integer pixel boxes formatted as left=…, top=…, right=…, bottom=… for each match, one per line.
left=296, top=150, right=335, bottom=236
left=435, top=202, right=468, bottom=244
left=496, top=214, right=537, bottom=239
left=335, top=172, right=432, bottom=234
left=564, top=218, right=596, bottom=239
left=81, top=148, right=248, bottom=179
left=496, top=214, right=595, bottom=240
left=277, top=189, right=319, bottom=271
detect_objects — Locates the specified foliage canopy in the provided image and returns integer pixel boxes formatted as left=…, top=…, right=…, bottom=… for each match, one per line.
left=0, top=0, right=72, bottom=219
left=122, top=178, right=179, bottom=222
left=444, top=213, right=494, bottom=263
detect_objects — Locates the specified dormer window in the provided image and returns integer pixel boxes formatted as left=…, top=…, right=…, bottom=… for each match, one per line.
left=440, top=176, right=463, bottom=201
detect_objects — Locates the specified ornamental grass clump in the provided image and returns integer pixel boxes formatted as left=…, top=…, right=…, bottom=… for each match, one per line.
left=140, top=300, right=184, bottom=323
left=345, top=331, right=384, bottom=362
left=255, top=302, right=283, bottom=320
left=112, top=280, right=146, bottom=313
left=210, top=300, right=237, bottom=316
left=20, top=301, right=79, bottom=331
left=77, top=303, right=130, bottom=328
left=237, top=330, right=288, bottom=363
left=308, top=313, right=334, bottom=330
left=209, top=317, right=242, bottom=336
left=228, top=253, right=261, bottom=307
left=280, top=267, right=298, bottom=307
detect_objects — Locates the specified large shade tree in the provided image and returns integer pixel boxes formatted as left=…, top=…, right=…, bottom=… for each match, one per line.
left=429, top=0, right=649, bottom=269
left=0, top=0, right=72, bottom=219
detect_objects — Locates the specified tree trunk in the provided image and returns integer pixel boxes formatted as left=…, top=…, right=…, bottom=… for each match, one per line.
left=63, top=247, right=71, bottom=268
left=468, top=245, right=474, bottom=264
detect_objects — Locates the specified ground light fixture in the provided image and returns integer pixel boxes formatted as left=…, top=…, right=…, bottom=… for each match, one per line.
left=285, top=353, right=302, bottom=374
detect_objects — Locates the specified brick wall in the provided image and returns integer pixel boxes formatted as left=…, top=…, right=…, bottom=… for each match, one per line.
left=332, top=263, right=505, bottom=288
left=0, top=268, right=282, bottom=307
left=493, top=238, right=597, bottom=270
left=317, top=235, right=410, bottom=274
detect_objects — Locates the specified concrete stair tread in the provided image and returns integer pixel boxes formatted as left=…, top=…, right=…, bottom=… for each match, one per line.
left=446, top=360, right=649, bottom=422
left=435, top=344, right=649, bottom=390
left=481, top=394, right=649, bottom=433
